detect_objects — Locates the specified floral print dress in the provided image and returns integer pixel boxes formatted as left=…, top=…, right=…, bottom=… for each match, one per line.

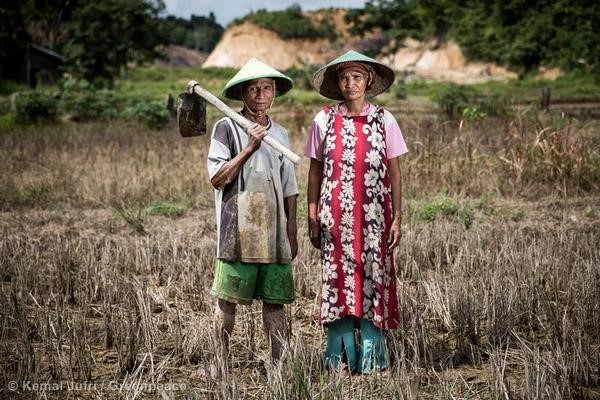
left=318, top=106, right=400, bottom=330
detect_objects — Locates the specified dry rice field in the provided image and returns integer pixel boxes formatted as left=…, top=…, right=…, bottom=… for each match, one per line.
left=1, top=104, right=599, bottom=399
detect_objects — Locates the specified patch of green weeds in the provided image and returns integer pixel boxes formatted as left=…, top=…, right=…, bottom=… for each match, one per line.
left=145, top=200, right=189, bottom=218
left=458, top=206, right=475, bottom=229
left=511, top=208, right=527, bottom=222
left=17, top=184, right=51, bottom=206
left=413, top=194, right=475, bottom=228
left=584, top=206, right=596, bottom=219
left=416, top=194, right=459, bottom=221
left=474, top=192, right=500, bottom=216
left=0, top=113, right=16, bottom=130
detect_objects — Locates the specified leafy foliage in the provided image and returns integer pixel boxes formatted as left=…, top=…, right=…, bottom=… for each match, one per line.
left=160, top=13, right=223, bottom=52
left=123, top=100, right=169, bottom=129
left=62, top=0, right=166, bottom=85
left=12, top=90, right=58, bottom=123
left=433, top=83, right=511, bottom=119
left=346, top=0, right=600, bottom=74
left=233, top=4, right=337, bottom=41
left=60, top=80, right=120, bottom=121
left=0, top=2, right=30, bottom=61
left=2, top=1, right=225, bottom=85
left=9, top=76, right=172, bottom=128
left=433, top=84, right=478, bottom=119
left=18, top=0, right=78, bottom=48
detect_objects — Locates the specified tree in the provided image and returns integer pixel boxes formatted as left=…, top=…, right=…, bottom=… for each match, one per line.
left=0, top=2, right=29, bottom=62
left=346, top=0, right=600, bottom=74
left=159, top=14, right=223, bottom=53
left=21, top=0, right=78, bottom=48
left=63, top=0, right=166, bottom=85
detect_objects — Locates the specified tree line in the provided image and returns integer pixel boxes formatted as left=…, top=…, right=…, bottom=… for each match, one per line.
left=0, top=0, right=223, bottom=86
left=2, top=0, right=597, bottom=86
left=346, top=0, right=600, bottom=76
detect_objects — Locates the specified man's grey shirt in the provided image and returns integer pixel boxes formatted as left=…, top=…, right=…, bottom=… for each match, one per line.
left=207, top=116, right=298, bottom=264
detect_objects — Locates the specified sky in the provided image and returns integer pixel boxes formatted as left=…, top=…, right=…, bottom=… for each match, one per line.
left=162, top=0, right=369, bottom=26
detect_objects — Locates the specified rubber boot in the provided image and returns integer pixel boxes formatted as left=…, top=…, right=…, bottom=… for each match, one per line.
left=323, top=317, right=358, bottom=372
left=358, top=319, right=387, bottom=373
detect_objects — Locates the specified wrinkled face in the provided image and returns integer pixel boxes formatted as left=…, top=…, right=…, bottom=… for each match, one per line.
left=241, top=78, right=275, bottom=113
left=337, top=66, right=369, bottom=101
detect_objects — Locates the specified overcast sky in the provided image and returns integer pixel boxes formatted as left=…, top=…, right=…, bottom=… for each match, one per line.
left=162, top=0, right=368, bottom=26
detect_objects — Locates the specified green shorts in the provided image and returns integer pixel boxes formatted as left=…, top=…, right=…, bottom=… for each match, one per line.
left=210, top=259, right=295, bottom=305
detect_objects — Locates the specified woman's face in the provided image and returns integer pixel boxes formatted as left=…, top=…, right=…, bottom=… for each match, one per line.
left=241, top=78, right=275, bottom=113
left=337, top=68, right=368, bottom=102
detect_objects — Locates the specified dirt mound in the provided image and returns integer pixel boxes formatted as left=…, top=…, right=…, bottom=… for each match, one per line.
left=203, top=9, right=381, bottom=70
left=204, top=8, right=516, bottom=83
left=384, top=39, right=517, bottom=83
left=156, top=45, right=209, bottom=67
left=203, top=22, right=324, bottom=70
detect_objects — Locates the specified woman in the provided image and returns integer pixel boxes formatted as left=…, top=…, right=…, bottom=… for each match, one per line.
left=305, top=50, right=408, bottom=373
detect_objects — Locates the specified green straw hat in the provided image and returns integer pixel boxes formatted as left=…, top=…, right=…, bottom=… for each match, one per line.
left=222, top=58, right=294, bottom=100
left=312, top=50, right=395, bottom=100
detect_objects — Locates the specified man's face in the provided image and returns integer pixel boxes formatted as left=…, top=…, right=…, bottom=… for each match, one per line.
left=241, top=78, right=275, bottom=113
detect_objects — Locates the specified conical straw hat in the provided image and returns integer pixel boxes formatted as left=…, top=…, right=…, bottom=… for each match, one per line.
left=222, top=58, right=294, bottom=100
left=312, top=50, right=395, bottom=100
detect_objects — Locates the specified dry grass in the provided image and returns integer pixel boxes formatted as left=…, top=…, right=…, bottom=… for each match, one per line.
left=0, top=105, right=599, bottom=399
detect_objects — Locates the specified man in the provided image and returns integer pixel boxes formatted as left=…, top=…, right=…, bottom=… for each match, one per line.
left=206, top=58, right=298, bottom=370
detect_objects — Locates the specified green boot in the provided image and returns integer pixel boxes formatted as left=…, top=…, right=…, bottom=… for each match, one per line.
left=323, top=317, right=358, bottom=371
left=358, top=319, right=387, bottom=373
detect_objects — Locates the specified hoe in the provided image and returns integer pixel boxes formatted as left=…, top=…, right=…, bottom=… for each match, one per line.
left=177, top=80, right=301, bottom=165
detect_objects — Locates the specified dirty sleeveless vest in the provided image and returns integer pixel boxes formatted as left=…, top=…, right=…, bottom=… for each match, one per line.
left=217, top=118, right=292, bottom=264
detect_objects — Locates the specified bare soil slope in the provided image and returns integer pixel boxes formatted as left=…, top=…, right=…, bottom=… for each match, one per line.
left=204, top=8, right=521, bottom=83
left=155, top=45, right=209, bottom=67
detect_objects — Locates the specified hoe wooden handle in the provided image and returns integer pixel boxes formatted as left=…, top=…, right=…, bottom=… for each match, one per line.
left=187, top=80, right=301, bottom=165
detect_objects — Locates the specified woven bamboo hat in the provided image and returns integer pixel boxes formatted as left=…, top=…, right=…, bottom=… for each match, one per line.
left=312, top=50, right=395, bottom=100
left=222, top=58, right=294, bottom=100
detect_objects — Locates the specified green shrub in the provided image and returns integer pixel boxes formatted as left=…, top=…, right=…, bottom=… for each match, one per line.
left=433, top=84, right=477, bottom=119
left=434, top=84, right=511, bottom=119
left=61, top=89, right=120, bottom=121
left=123, top=100, right=169, bottom=129
left=11, top=90, right=59, bottom=123
left=285, top=66, right=318, bottom=90
left=0, top=80, right=29, bottom=95
left=478, top=93, right=511, bottom=117
left=392, top=83, right=408, bottom=100
left=461, top=106, right=486, bottom=121
left=60, top=79, right=121, bottom=120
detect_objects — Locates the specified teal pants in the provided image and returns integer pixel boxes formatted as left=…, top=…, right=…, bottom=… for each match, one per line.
left=323, top=317, right=388, bottom=373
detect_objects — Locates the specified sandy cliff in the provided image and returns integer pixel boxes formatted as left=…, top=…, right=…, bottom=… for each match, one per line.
left=204, top=8, right=519, bottom=83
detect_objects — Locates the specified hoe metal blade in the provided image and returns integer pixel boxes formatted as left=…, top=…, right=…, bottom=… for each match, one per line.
left=177, top=92, right=207, bottom=137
